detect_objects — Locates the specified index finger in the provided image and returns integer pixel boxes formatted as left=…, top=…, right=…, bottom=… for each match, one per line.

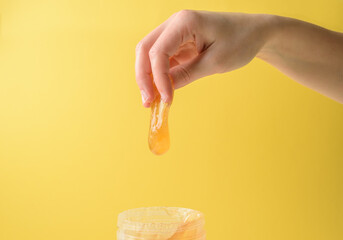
left=135, top=14, right=176, bottom=107
left=149, top=10, right=199, bottom=103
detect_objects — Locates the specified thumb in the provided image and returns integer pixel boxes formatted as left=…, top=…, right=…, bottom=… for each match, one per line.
left=169, top=52, right=216, bottom=89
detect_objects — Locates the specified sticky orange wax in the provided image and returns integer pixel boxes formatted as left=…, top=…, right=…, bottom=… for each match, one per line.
left=148, top=75, right=173, bottom=155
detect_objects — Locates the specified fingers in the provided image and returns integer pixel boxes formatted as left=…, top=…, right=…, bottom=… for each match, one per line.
left=135, top=14, right=175, bottom=107
left=169, top=50, right=216, bottom=89
left=136, top=10, right=203, bottom=105
left=149, top=10, right=200, bottom=103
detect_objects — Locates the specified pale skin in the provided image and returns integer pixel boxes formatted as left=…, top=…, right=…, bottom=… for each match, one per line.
left=135, top=10, right=343, bottom=106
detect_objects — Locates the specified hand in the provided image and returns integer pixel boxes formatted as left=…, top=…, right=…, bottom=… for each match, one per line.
left=136, top=10, right=343, bottom=105
left=135, top=10, right=275, bottom=107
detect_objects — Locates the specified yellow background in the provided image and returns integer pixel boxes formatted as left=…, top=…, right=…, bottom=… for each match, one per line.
left=0, top=0, right=343, bottom=239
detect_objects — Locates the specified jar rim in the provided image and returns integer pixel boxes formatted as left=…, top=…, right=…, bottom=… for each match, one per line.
left=117, top=207, right=205, bottom=234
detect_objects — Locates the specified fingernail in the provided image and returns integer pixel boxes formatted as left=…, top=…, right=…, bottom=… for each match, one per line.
left=161, top=93, right=168, bottom=103
left=141, top=90, right=148, bottom=104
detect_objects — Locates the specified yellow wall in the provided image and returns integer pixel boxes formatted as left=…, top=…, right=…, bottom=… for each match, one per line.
left=0, top=0, right=343, bottom=239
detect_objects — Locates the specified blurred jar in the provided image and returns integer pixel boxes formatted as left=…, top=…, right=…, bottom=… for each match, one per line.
left=117, top=207, right=206, bottom=240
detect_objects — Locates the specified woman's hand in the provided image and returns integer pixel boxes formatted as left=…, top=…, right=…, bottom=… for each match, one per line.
left=136, top=10, right=343, bottom=106
left=135, top=10, right=275, bottom=107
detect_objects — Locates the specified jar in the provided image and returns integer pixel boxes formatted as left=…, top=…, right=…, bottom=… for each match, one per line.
left=117, top=207, right=206, bottom=240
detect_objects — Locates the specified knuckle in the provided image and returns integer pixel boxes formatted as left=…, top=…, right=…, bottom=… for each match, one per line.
left=177, top=9, right=198, bottom=23
left=178, top=9, right=194, bottom=18
left=135, top=76, right=145, bottom=89
left=135, top=72, right=143, bottom=84
left=135, top=40, right=146, bottom=54
left=170, top=11, right=179, bottom=19
left=148, top=46, right=159, bottom=59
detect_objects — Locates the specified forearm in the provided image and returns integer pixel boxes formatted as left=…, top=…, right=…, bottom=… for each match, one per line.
left=257, top=15, right=343, bottom=103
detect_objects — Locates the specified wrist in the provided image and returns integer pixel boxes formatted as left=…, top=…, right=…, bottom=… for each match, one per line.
left=255, top=14, right=283, bottom=60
